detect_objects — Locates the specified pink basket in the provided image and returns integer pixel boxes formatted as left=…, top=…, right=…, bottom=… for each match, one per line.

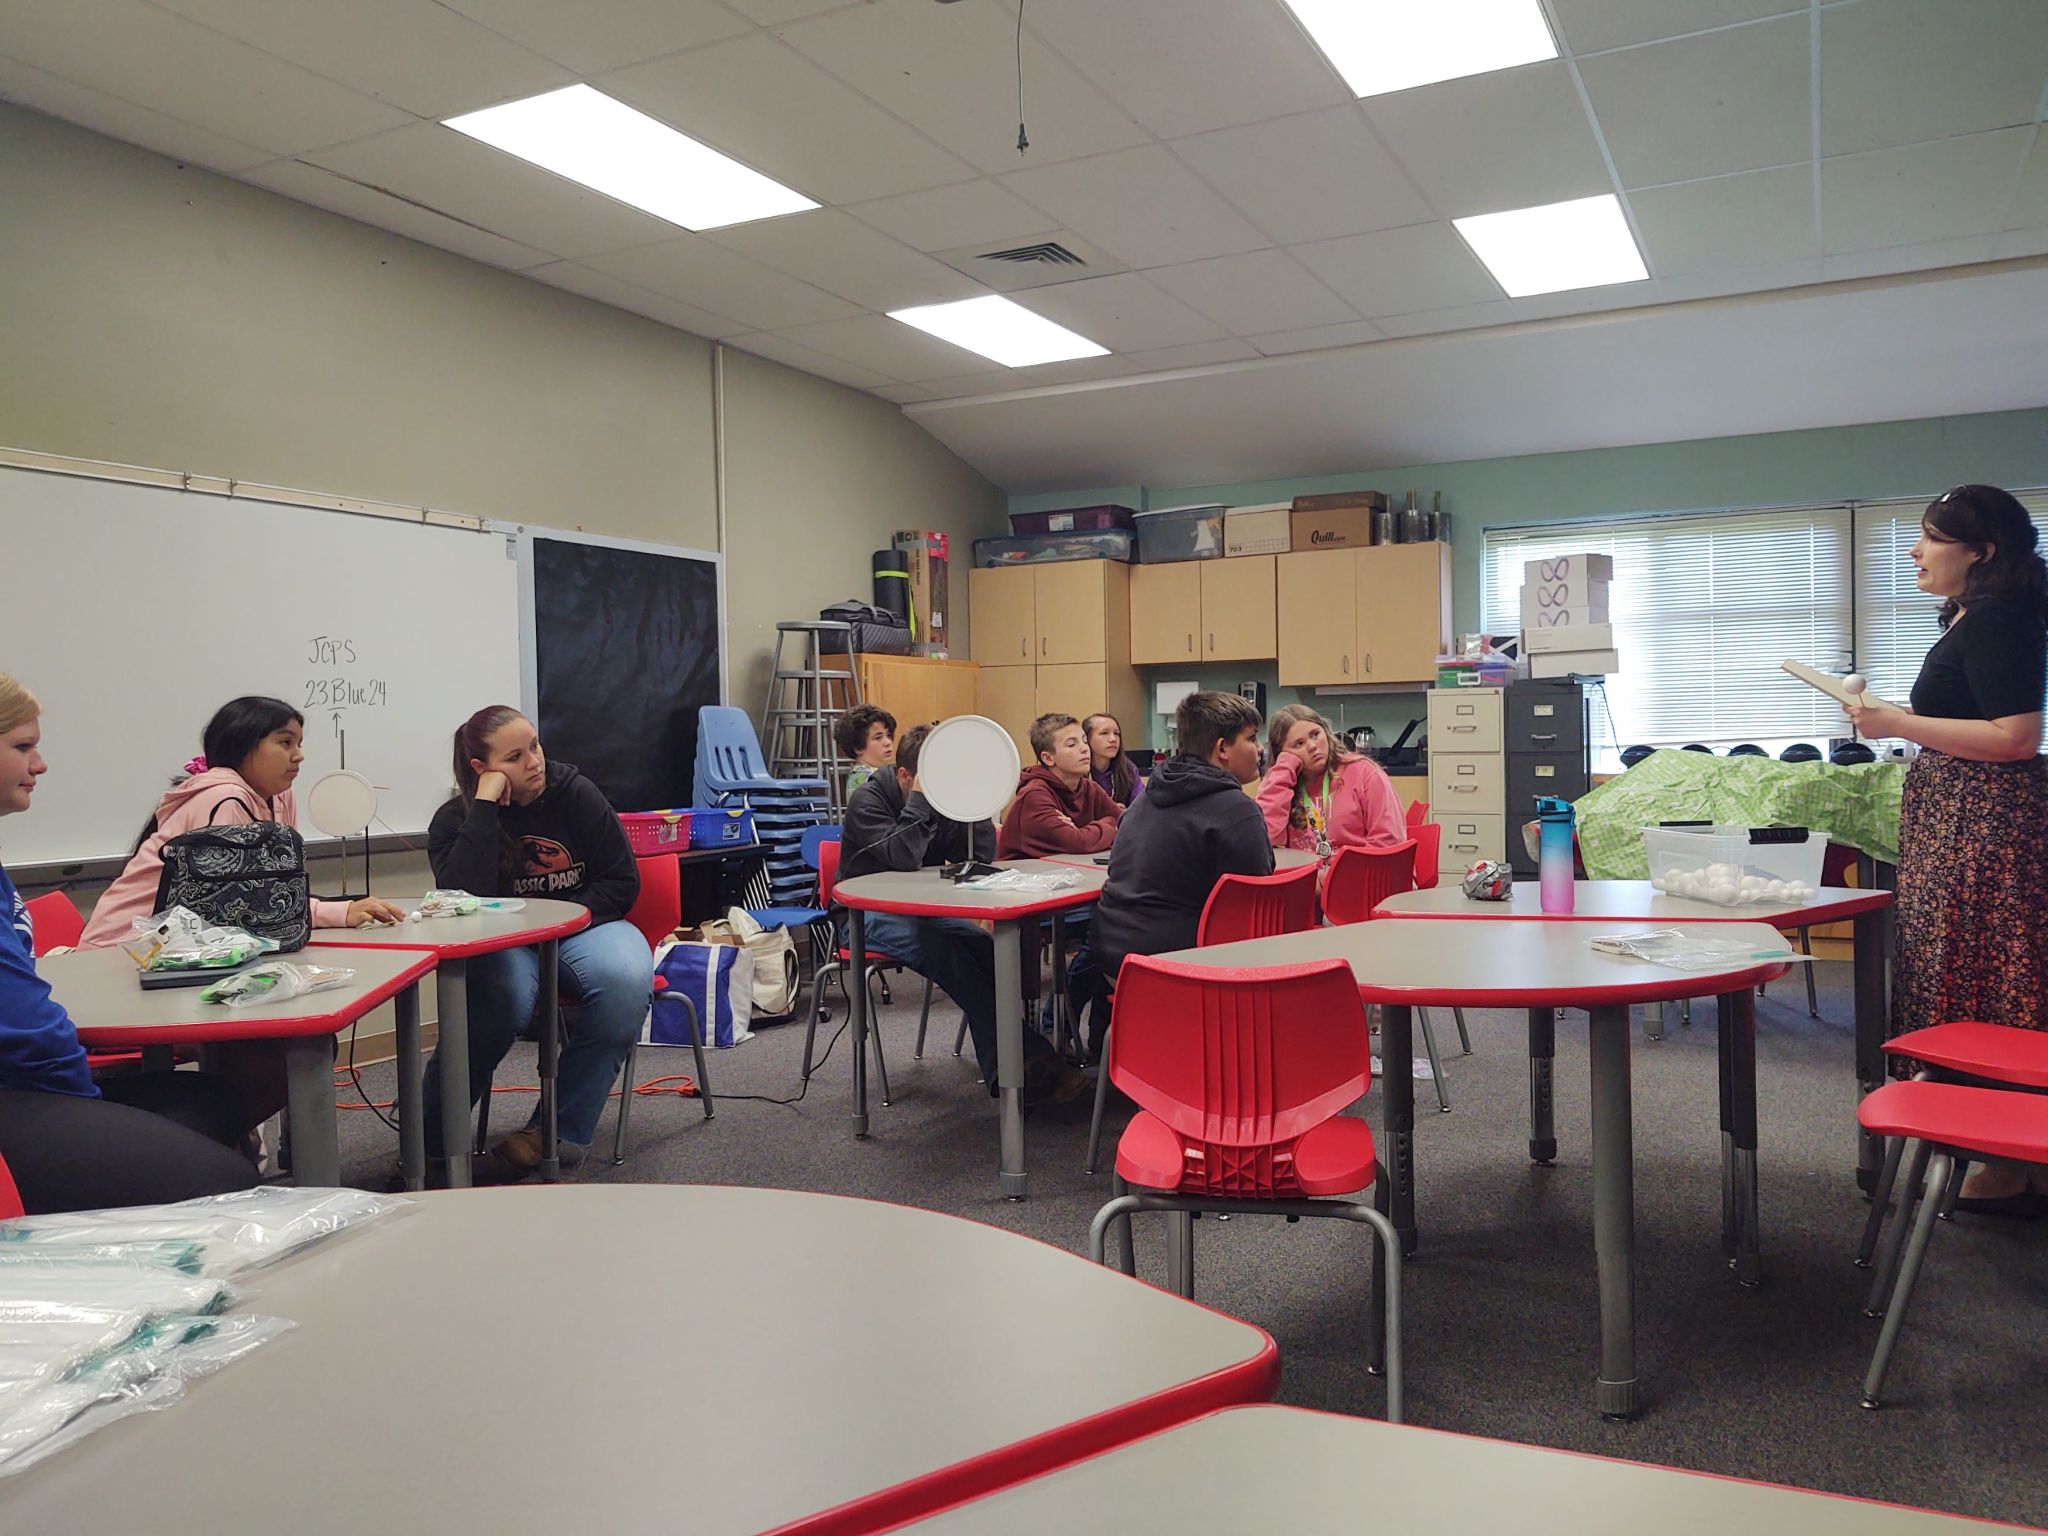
left=619, top=809, right=692, bottom=856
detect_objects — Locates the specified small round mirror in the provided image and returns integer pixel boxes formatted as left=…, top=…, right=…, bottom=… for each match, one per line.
left=916, top=715, right=1021, bottom=823
left=305, top=769, right=377, bottom=837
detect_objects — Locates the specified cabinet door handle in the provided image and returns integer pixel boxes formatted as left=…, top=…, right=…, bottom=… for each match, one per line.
left=1019, top=638, right=1027, bottom=657
left=1364, top=652, right=1373, bottom=674
left=1041, top=636, right=1048, bottom=656
left=1341, top=655, right=1349, bottom=676
left=1208, top=631, right=1216, bottom=651
left=1187, top=633, right=1193, bottom=653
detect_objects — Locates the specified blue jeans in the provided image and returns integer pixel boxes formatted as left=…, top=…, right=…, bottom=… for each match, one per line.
left=422, top=920, right=652, bottom=1154
left=860, top=912, right=1050, bottom=1091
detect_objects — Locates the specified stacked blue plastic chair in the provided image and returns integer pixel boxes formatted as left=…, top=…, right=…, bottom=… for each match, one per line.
left=693, top=705, right=833, bottom=925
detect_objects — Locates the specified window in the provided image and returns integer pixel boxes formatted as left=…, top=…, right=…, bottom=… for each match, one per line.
left=1482, top=506, right=1854, bottom=760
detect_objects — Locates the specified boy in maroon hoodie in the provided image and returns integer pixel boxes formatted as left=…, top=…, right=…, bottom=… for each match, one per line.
left=996, top=714, right=1123, bottom=860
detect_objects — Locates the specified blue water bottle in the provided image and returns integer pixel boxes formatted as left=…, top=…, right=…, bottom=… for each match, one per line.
left=1536, top=796, right=1576, bottom=914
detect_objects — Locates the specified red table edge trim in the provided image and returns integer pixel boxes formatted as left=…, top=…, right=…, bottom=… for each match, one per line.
left=304, top=906, right=592, bottom=959
left=835, top=890, right=1103, bottom=921
left=1374, top=890, right=1893, bottom=926
left=775, top=1342, right=1280, bottom=1536
left=1359, top=962, right=1791, bottom=1007
left=70, top=952, right=438, bottom=1045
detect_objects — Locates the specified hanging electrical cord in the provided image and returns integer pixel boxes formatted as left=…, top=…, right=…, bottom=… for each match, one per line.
left=1015, top=0, right=1030, bottom=154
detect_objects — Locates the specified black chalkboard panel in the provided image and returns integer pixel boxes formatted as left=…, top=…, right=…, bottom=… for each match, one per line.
left=533, top=536, right=721, bottom=813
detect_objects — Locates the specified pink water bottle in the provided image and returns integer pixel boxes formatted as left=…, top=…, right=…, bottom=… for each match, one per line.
left=1536, top=796, right=1575, bottom=914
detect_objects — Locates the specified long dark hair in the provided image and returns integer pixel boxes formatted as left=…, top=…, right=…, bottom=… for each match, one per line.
left=135, top=695, right=303, bottom=851
left=451, top=705, right=529, bottom=888
left=1924, top=485, right=2048, bottom=629
left=1082, top=713, right=1139, bottom=803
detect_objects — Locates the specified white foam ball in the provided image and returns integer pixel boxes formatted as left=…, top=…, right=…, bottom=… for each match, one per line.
left=1763, top=879, right=1787, bottom=901
left=1651, top=875, right=1668, bottom=893
left=1843, top=674, right=1867, bottom=696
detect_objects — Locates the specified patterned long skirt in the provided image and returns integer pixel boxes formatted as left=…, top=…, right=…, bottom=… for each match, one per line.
left=1889, top=748, right=2048, bottom=1046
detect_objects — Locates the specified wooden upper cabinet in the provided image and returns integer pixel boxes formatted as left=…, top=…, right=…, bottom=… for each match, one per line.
left=1276, top=550, right=1358, bottom=685
left=1356, top=543, right=1450, bottom=685
left=968, top=565, right=1036, bottom=667
left=1201, top=555, right=1276, bottom=662
left=1128, top=563, right=1202, bottom=666
left=1035, top=560, right=1108, bottom=666
left=976, top=664, right=1039, bottom=758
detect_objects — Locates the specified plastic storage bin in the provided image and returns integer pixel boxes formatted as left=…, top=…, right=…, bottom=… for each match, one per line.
left=1133, top=504, right=1227, bottom=563
left=1641, top=824, right=1827, bottom=904
left=620, top=809, right=693, bottom=856
left=690, top=807, right=757, bottom=848
left=972, top=530, right=1135, bottom=566
left=1008, top=504, right=1135, bottom=535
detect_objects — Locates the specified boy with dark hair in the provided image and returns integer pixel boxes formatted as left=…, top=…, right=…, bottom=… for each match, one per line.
left=994, top=712, right=1123, bottom=859
left=841, top=722, right=1089, bottom=1118
left=1091, top=691, right=1272, bottom=992
left=833, top=704, right=896, bottom=796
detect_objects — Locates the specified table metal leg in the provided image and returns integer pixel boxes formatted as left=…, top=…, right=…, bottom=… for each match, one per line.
left=849, top=909, right=870, bottom=1139
left=1853, top=904, right=1891, bottom=1191
left=1048, top=913, right=1069, bottom=1058
left=1382, top=1002, right=1417, bottom=1256
left=995, top=919, right=1028, bottom=1200
left=1642, top=1000, right=1664, bottom=1042
left=1716, top=993, right=1736, bottom=1260
left=1723, top=986, right=1762, bottom=1286
left=1528, top=1007, right=1556, bottom=1164
left=282, top=1034, right=341, bottom=1187
left=392, top=981, right=425, bottom=1193
left=437, top=959, right=474, bottom=1189
left=1588, top=1002, right=1638, bottom=1418
left=537, top=937, right=561, bottom=1182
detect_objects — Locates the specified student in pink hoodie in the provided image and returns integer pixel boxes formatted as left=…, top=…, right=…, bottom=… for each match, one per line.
left=1256, top=704, right=1406, bottom=865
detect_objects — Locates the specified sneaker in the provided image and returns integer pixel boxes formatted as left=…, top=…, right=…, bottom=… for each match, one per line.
left=490, top=1126, right=589, bottom=1176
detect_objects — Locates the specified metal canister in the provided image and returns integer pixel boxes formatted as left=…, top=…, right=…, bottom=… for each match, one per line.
left=1372, top=509, right=1396, bottom=545
left=1401, top=506, right=1428, bottom=543
left=1433, top=509, right=1452, bottom=545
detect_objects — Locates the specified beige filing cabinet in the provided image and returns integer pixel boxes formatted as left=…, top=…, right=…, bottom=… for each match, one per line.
left=1129, top=556, right=1278, bottom=665
left=969, top=561, right=1145, bottom=761
left=1275, top=542, right=1450, bottom=687
left=1428, top=687, right=1505, bottom=875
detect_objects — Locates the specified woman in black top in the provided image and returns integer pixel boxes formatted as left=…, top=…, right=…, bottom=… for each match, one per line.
left=1848, top=485, right=2047, bottom=1211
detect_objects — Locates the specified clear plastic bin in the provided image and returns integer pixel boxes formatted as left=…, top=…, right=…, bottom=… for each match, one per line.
left=1640, top=824, right=1827, bottom=905
left=1132, top=504, right=1226, bottom=563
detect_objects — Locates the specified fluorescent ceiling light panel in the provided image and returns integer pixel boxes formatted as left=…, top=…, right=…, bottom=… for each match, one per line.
left=1453, top=194, right=1649, bottom=298
left=444, top=84, right=815, bottom=231
left=888, top=295, right=1110, bottom=368
left=1285, top=0, right=1558, bottom=97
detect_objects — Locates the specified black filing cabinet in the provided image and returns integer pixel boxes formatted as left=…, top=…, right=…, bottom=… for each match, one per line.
left=1505, top=680, right=1591, bottom=876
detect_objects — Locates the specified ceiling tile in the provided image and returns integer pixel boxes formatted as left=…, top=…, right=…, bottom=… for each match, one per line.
left=1651, top=258, right=1821, bottom=304
left=1147, top=249, right=1358, bottom=335
left=437, top=0, right=752, bottom=75
left=0, top=0, right=413, bottom=155
left=0, top=55, right=273, bottom=172
left=2011, top=135, right=2048, bottom=230
left=1579, top=14, right=1810, bottom=188
left=1550, top=0, right=1802, bottom=54
left=1821, top=127, right=2033, bottom=255
left=1013, top=273, right=1226, bottom=353
left=1123, top=338, right=1262, bottom=371
left=729, top=331, right=899, bottom=390
left=602, top=32, right=975, bottom=205
left=846, top=178, right=1058, bottom=253
left=704, top=208, right=982, bottom=311
left=1243, top=319, right=1384, bottom=356
left=724, top=0, right=857, bottom=22
left=305, top=121, right=682, bottom=259
left=245, top=159, right=556, bottom=269
left=1170, top=105, right=1436, bottom=245
left=1820, top=0, right=2048, bottom=157
left=580, top=236, right=865, bottom=328
left=770, top=313, right=993, bottom=381
left=1292, top=222, right=1502, bottom=317
left=919, top=368, right=1029, bottom=399
left=1364, top=61, right=1612, bottom=218
left=777, top=0, right=1149, bottom=175
left=1628, top=164, right=1818, bottom=275
left=1001, top=145, right=1270, bottom=269
left=1022, top=0, right=1347, bottom=139
left=522, top=261, right=754, bottom=338
left=872, top=382, right=939, bottom=404
left=1819, top=234, right=2005, bottom=283
left=147, top=0, right=571, bottom=118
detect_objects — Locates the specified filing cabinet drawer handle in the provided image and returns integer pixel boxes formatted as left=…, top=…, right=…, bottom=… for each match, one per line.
left=1529, top=732, right=1557, bottom=743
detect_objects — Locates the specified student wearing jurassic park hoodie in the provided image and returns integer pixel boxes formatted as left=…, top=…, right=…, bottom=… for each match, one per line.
left=994, top=713, right=1123, bottom=860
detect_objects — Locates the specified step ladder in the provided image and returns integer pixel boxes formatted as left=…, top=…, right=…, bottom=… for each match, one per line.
left=761, top=620, right=862, bottom=812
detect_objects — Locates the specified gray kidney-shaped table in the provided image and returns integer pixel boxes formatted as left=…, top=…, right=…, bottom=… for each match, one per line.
left=888, top=1404, right=2016, bottom=1535
left=1, top=1186, right=1278, bottom=1536
left=1155, top=916, right=1791, bottom=1417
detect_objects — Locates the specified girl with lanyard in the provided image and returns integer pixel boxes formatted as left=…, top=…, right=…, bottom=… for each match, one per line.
left=1256, top=704, right=1406, bottom=869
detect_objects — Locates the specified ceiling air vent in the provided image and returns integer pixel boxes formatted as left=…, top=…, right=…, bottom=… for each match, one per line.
left=976, top=241, right=1086, bottom=267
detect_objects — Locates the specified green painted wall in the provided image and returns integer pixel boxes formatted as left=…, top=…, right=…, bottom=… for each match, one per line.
left=1012, top=408, right=2048, bottom=748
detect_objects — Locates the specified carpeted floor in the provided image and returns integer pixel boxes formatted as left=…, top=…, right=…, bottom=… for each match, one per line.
left=331, top=964, right=2048, bottom=1527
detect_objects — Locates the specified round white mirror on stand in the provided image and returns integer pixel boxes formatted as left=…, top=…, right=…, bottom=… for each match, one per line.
left=305, top=769, right=378, bottom=899
left=916, top=715, right=1020, bottom=824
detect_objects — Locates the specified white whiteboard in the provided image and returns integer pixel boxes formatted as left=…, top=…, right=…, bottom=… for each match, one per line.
left=0, top=462, right=521, bottom=868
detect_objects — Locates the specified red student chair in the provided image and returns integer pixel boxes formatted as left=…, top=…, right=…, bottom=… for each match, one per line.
left=0, top=1149, right=22, bottom=1221
left=1850, top=1079, right=2048, bottom=1408
left=1322, top=842, right=1458, bottom=1112
left=798, top=837, right=931, bottom=1105
left=1405, top=799, right=1429, bottom=827
left=1087, top=955, right=1404, bottom=1422
left=27, top=892, right=150, bottom=1077
left=1085, top=863, right=1322, bottom=1175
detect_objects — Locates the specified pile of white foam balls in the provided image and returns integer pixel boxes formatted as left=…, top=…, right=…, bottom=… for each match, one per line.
left=1652, top=864, right=1815, bottom=905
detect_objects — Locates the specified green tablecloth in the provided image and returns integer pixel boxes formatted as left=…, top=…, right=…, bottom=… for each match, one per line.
left=1573, top=749, right=1907, bottom=878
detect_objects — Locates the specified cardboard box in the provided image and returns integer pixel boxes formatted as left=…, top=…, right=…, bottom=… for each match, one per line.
left=1291, top=505, right=1377, bottom=551
left=1521, top=552, right=1613, bottom=609
left=1520, top=586, right=1610, bottom=628
left=1225, top=504, right=1291, bottom=556
left=1292, top=490, right=1388, bottom=514
left=893, top=529, right=949, bottom=651
left=1523, top=621, right=1614, bottom=654
left=1530, top=647, right=1620, bottom=679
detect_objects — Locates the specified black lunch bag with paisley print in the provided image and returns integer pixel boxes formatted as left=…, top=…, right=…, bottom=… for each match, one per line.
left=152, top=799, right=311, bottom=952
